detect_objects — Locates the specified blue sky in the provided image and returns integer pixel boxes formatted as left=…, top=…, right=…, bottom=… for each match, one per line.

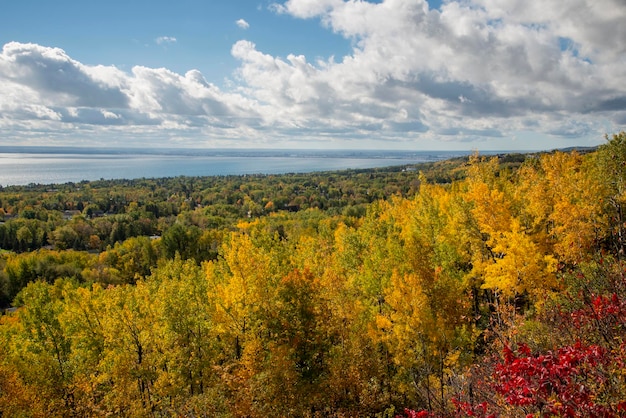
left=0, top=0, right=624, bottom=150
left=0, top=0, right=352, bottom=85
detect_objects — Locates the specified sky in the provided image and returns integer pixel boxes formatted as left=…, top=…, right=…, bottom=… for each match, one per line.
left=0, top=0, right=625, bottom=151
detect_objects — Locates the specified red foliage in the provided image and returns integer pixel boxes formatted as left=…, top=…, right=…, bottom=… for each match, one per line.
left=451, top=399, right=496, bottom=418
left=571, top=292, right=626, bottom=330
left=403, top=340, right=623, bottom=417
left=396, top=408, right=434, bottom=418
left=493, top=342, right=618, bottom=417
left=401, top=288, right=626, bottom=417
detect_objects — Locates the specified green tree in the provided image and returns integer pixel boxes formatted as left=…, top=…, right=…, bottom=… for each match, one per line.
left=595, top=131, right=626, bottom=255
left=160, top=222, right=203, bottom=262
left=99, top=236, right=157, bottom=284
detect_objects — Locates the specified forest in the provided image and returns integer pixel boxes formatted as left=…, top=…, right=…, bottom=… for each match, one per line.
left=0, top=133, right=625, bottom=417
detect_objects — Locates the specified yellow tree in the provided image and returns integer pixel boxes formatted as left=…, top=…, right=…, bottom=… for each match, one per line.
left=249, top=268, right=332, bottom=415
left=299, top=224, right=390, bottom=415
left=97, top=280, right=164, bottom=416
left=514, top=158, right=555, bottom=254
left=147, top=257, right=227, bottom=415
left=58, top=283, right=108, bottom=416
left=461, top=155, right=560, bottom=340
left=536, top=151, right=604, bottom=264
left=375, top=182, right=473, bottom=413
left=0, top=309, right=50, bottom=416
left=98, top=236, right=158, bottom=284
left=208, top=232, right=277, bottom=361
left=0, top=357, right=48, bottom=417
left=480, top=218, right=558, bottom=299
left=204, top=231, right=285, bottom=416
left=465, top=155, right=515, bottom=243
left=2, top=280, right=74, bottom=416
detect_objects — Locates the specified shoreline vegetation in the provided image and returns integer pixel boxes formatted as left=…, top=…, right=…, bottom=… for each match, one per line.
left=0, top=148, right=474, bottom=187
left=0, top=134, right=624, bottom=417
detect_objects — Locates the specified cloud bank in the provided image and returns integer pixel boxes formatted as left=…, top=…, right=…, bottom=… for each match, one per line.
left=1, top=0, right=624, bottom=148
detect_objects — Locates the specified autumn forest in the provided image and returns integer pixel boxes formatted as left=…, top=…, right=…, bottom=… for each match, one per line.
left=2, top=133, right=626, bottom=417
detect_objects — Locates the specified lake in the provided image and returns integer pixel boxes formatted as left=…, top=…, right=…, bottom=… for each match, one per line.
left=0, top=147, right=478, bottom=186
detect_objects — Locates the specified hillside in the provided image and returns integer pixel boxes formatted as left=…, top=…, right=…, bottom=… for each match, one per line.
left=1, top=133, right=625, bottom=417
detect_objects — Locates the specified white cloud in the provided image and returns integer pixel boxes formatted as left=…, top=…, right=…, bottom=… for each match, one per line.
left=155, top=36, right=177, bottom=45
left=0, top=42, right=258, bottom=141
left=236, top=19, right=250, bottom=30
left=0, top=42, right=128, bottom=108
left=24, top=104, right=63, bottom=121
left=101, top=110, right=120, bottom=119
left=270, top=0, right=341, bottom=19
left=242, top=0, right=626, bottom=144
left=0, top=0, right=625, bottom=148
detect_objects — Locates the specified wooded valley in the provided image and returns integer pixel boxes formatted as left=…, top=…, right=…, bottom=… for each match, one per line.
left=1, top=133, right=625, bottom=417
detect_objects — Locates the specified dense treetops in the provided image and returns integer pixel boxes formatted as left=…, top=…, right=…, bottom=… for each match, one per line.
left=0, top=134, right=624, bottom=417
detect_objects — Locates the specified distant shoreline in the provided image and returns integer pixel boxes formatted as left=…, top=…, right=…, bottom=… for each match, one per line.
left=0, top=149, right=477, bottom=187
left=0, top=146, right=534, bottom=158
left=1, top=146, right=594, bottom=187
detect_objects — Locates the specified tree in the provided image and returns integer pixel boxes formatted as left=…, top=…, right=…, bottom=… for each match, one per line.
left=517, top=151, right=605, bottom=264
left=159, top=222, right=204, bottom=262
left=50, top=225, right=80, bottom=250
left=479, top=218, right=557, bottom=300
left=8, top=280, right=74, bottom=415
left=595, top=131, right=626, bottom=255
left=98, top=236, right=157, bottom=284
left=3, top=249, right=93, bottom=302
left=260, top=269, right=332, bottom=414
left=147, top=257, right=225, bottom=414
left=96, top=281, right=162, bottom=415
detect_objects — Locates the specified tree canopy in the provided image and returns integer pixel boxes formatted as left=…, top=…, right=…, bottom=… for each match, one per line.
left=1, top=134, right=626, bottom=417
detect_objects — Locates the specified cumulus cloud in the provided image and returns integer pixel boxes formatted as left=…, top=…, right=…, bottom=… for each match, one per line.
left=1, top=0, right=625, bottom=148
left=236, top=19, right=250, bottom=29
left=0, top=42, right=128, bottom=108
left=257, top=0, right=626, bottom=143
left=0, top=41, right=257, bottom=138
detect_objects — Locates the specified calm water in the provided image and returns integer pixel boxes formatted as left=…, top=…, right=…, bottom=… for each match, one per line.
left=0, top=147, right=478, bottom=186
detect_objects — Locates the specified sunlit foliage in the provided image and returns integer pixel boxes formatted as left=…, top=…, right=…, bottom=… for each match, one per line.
left=1, top=133, right=626, bottom=416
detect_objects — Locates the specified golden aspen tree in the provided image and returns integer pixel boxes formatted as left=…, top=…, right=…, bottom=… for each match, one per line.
left=465, top=155, right=514, bottom=241
left=6, top=280, right=74, bottom=416
left=0, top=312, right=50, bottom=417
left=241, top=269, right=329, bottom=415
left=374, top=183, right=473, bottom=414
left=209, top=232, right=276, bottom=360
left=97, top=281, right=163, bottom=416
left=539, top=151, right=605, bottom=264
left=204, top=231, right=288, bottom=416
left=58, top=283, right=107, bottom=416
left=515, top=159, right=552, bottom=235
left=147, top=257, right=227, bottom=416
left=464, top=155, right=558, bottom=301
left=480, top=218, right=558, bottom=298
left=306, top=227, right=390, bottom=415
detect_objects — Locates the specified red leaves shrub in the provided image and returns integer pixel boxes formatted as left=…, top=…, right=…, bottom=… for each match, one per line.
left=401, top=275, right=626, bottom=417
left=494, top=342, right=616, bottom=417
left=402, top=341, right=624, bottom=417
left=570, top=292, right=626, bottom=345
left=451, top=399, right=496, bottom=418
left=396, top=408, right=434, bottom=418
